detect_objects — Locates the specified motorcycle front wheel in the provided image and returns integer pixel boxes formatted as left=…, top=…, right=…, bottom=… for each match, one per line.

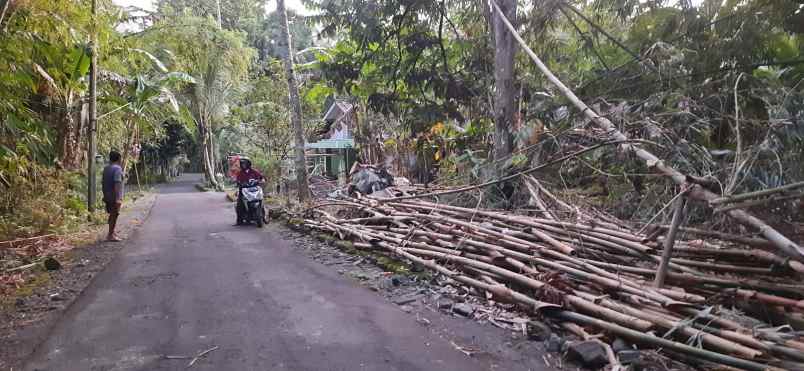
left=256, top=207, right=264, bottom=228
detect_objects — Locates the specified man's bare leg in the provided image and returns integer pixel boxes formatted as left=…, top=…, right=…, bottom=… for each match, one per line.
left=107, top=211, right=121, bottom=241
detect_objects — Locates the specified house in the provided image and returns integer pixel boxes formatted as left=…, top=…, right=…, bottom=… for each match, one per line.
left=304, top=98, right=358, bottom=184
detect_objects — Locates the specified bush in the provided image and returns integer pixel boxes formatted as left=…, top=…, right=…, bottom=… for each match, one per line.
left=0, top=166, right=92, bottom=241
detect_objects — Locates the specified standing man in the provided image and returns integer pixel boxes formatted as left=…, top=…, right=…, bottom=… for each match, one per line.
left=102, top=150, right=124, bottom=241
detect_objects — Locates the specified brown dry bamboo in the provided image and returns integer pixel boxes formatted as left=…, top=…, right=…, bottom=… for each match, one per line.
left=670, top=258, right=776, bottom=275
left=564, top=295, right=655, bottom=332
left=655, top=196, right=686, bottom=287
left=663, top=243, right=790, bottom=266
left=573, top=292, right=764, bottom=358
left=302, top=217, right=795, bottom=368
left=732, top=289, right=804, bottom=311
left=392, top=203, right=576, bottom=255
left=428, top=225, right=683, bottom=306
left=324, top=215, right=686, bottom=307
left=407, top=248, right=655, bottom=332
left=376, top=243, right=556, bottom=311
left=653, top=225, right=774, bottom=248
left=396, top=201, right=701, bottom=272
left=581, top=259, right=804, bottom=296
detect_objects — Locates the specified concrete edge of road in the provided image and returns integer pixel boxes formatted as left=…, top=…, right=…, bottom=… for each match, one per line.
left=0, top=191, right=159, bottom=370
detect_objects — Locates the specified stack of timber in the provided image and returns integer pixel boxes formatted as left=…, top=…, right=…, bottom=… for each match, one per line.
left=295, top=179, right=804, bottom=371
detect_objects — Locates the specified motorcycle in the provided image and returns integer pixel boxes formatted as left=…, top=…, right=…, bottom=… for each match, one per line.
left=236, top=178, right=265, bottom=228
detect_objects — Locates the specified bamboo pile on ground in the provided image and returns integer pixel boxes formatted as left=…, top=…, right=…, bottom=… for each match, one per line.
left=294, top=180, right=804, bottom=370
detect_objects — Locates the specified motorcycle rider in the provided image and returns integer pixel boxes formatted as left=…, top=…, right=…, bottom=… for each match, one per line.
left=234, top=157, right=265, bottom=225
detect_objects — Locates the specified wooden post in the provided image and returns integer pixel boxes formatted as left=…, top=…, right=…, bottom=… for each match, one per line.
left=654, top=195, right=686, bottom=287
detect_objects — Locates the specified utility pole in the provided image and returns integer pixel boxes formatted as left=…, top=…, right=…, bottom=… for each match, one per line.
left=277, top=0, right=310, bottom=201
left=87, top=0, right=98, bottom=214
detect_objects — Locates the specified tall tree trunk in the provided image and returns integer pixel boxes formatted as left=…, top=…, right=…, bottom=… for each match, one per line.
left=491, top=0, right=517, bottom=162
left=120, top=119, right=136, bottom=173
left=208, top=132, right=222, bottom=190
left=278, top=0, right=310, bottom=202
left=209, top=132, right=216, bottom=174
left=55, top=106, right=83, bottom=170
left=198, top=123, right=218, bottom=188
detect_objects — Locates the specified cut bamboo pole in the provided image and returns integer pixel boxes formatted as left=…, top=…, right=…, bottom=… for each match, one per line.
left=710, top=180, right=804, bottom=205
left=573, top=292, right=764, bottom=358
left=655, top=196, right=686, bottom=287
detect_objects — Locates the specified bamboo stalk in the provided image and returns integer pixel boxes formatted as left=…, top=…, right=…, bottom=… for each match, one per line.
left=732, top=289, right=804, bottom=311
left=573, top=292, right=764, bottom=358
left=652, top=225, right=773, bottom=248
left=655, top=196, right=686, bottom=287
left=710, top=180, right=804, bottom=205
left=714, top=192, right=804, bottom=214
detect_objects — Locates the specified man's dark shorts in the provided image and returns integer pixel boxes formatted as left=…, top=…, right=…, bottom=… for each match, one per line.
left=105, top=200, right=120, bottom=215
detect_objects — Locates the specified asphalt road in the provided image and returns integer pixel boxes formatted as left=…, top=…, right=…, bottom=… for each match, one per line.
left=23, top=175, right=543, bottom=371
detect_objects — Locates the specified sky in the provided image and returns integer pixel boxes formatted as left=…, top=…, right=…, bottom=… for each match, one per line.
left=111, top=0, right=312, bottom=15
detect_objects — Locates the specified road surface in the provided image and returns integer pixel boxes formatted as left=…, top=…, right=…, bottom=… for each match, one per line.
left=24, top=175, right=545, bottom=371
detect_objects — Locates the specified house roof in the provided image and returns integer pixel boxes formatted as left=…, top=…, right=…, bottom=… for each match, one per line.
left=323, top=101, right=354, bottom=122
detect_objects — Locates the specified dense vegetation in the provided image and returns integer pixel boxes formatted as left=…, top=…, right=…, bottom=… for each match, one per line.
left=0, top=0, right=327, bottom=239
left=1, top=0, right=802, bottom=239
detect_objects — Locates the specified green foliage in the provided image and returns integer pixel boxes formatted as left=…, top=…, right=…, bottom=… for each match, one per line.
left=255, top=10, right=314, bottom=60
left=0, top=167, right=90, bottom=240
left=307, top=0, right=489, bottom=131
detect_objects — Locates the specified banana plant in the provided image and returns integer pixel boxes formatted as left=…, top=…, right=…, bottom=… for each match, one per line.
left=107, top=49, right=195, bottom=172
left=31, top=43, right=93, bottom=170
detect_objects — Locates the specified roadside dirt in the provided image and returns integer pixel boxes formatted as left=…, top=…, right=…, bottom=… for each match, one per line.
left=0, top=193, right=157, bottom=370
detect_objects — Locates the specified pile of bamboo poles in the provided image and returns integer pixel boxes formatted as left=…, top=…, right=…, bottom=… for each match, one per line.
left=296, top=181, right=804, bottom=370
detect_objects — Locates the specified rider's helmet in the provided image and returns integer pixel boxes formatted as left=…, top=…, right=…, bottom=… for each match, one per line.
left=239, top=156, right=252, bottom=169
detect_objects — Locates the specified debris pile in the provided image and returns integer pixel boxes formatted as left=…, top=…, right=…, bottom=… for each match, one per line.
left=296, top=179, right=804, bottom=371
left=347, top=163, right=395, bottom=195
